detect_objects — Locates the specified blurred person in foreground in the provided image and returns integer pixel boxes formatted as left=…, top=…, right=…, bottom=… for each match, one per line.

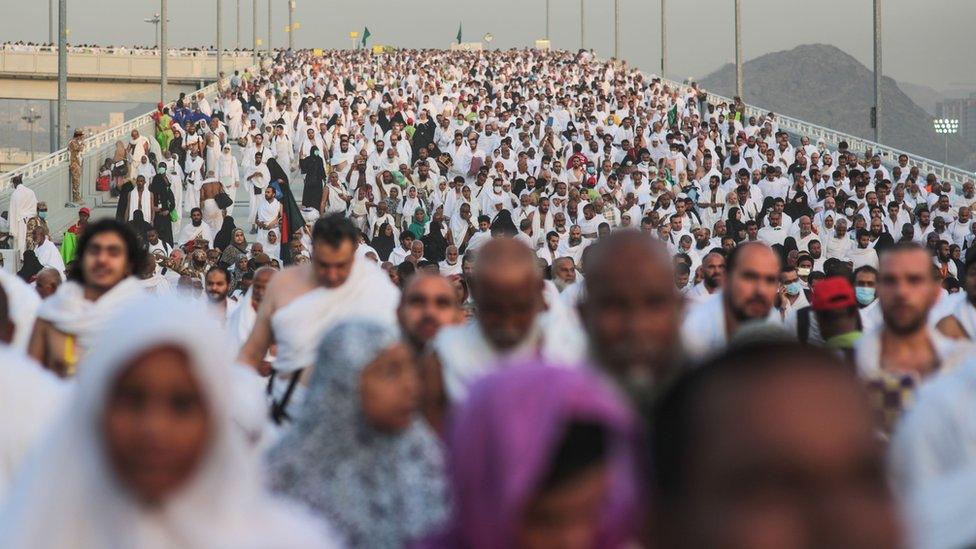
left=0, top=283, right=67, bottom=496
left=854, top=242, right=969, bottom=433
left=238, top=214, right=399, bottom=422
left=681, top=241, right=781, bottom=361
left=417, top=361, right=640, bottom=549
left=397, top=273, right=462, bottom=355
left=0, top=297, right=339, bottom=548
left=266, top=320, right=448, bottom=548
left=28, top=219, right=146, bottom=377
left=422, top=238, right=585, bottom=433
left=648, top=342, right=904, bottom=549
left=935, top=247, right=976, bottom=340
left=579, top=231, right=683, bottom=407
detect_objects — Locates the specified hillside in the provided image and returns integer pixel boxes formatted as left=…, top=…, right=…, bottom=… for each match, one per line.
left=700, top=44, right=974, bottom=170
left=898, top=81, right=945, bottom=115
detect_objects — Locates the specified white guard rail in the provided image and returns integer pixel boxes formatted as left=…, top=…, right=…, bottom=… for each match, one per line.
left=0, top=61, right=259, bottom=240
left=686, top=84, right=974, bottom=186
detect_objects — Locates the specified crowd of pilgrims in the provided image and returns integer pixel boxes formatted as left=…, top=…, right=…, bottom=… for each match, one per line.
left=1, top=47, right=976, bottom=548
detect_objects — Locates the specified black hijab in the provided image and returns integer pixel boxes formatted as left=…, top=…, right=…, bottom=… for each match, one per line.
left=785, top=189, right=814, bottom=220
left=128, top=210, right=153, bottom=240
left=301, top=146, right=326, bottom=209
left=267, top=157, right=290, bottom=187
left=422, top=220, right=449, bottom=263
left=726, top=206, right=746, bottom=241
left=489, top=210, right=518, bottom=237
left=371, top=223, right=396, bottom=262
left=17, top=250, right=43, bottom=282
left=213, top=216, right=237, bottom=251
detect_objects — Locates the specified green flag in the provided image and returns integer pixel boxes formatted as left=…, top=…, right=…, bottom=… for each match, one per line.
left=667, top=104, right=677, bottom=126
left=456, top=22, right=462, bottom=44
left=361, top=27, right=371, bottom=48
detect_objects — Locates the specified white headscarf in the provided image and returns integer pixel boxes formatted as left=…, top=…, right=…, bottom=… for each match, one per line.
left=0, top=345, right=67, bottom=497
left=0, top=297, right=339, bottom=549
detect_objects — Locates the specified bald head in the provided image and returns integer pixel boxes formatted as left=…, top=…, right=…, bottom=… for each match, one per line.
left=581, top=231, right=682, bottom=389
left=35, top=268, right=62, bottom=299
left=472, top=239, right=544, bottom=350
left=473, top=238, right=540, bottom=283
left=251, top=266, right=276, bottom=308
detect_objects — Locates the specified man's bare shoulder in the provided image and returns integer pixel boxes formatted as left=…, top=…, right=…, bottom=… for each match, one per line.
left=936, top=314, right=969, bottom=340
left=265, top=263, right=317, bottom=311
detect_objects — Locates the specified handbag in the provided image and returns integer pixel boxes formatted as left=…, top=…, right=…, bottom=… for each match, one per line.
left=215, top=191, right=233, bottom=209
left=169, top=210, right=178, bottom=223
left=111, top=160, right=127, bottom=177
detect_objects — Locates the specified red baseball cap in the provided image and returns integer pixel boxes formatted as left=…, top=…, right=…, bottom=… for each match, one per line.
left=78, top=207, right=91, bottom=217
left=811, top=277, right=856, bottom=312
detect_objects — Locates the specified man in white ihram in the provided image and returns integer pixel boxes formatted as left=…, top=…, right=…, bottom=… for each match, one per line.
left=245, top=152, right=271, bottom=233
left=216, top=144, right=240, bottom=216
left=30, top=226, right=65, bottom=281
left=8, top=176, right=37, bottom=258
left=237, top=214, right=399, bottom=421
left=0, top=283, right=67, bottom=496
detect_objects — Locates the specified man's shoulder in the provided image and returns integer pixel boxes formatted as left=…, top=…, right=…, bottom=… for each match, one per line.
left=266, top=264, right=316, bottom=307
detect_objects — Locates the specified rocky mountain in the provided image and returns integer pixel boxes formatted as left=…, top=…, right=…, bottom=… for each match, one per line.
left=700, top=44, right=974, bottom=170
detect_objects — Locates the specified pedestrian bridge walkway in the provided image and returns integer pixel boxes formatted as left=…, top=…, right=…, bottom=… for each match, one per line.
left=0, top=45, right=256, bottom=102
left=0, top=48, right=972, bottom=261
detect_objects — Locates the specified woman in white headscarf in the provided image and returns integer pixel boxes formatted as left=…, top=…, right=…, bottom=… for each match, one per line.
left=205, top=133, right=221, bottom=177
left=399, top=185, right=424, bottom=222
left=266, top=320, right=449, bottom=548
left=0, top=297, right=339, bottom=549
left=216, top=143, right=240, bottom=216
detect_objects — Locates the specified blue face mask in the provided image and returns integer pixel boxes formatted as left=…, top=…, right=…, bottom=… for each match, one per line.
left=785, top=281, right=802, bottom=296
left=856, top=286, right=876, bottom=305
left=38, top=211, right=47, bottom=220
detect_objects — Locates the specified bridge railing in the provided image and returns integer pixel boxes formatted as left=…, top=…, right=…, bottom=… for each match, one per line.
left=682, top=83, right=974, bottom=186
left=0, top=44, right=256, bottom=57
left=0, top=47, right=256, bottom=82
left=0, top=61, right=259, bottom=245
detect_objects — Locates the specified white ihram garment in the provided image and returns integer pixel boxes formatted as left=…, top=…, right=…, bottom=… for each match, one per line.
left=270, top=256, right=400, bottom=375
left=0, top=297, right=340, bottom=549
left=0, top=345, right=67, bottom=497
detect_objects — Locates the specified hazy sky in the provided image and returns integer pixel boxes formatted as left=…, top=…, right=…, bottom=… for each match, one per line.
left=3, top=0, right=974, bottom=93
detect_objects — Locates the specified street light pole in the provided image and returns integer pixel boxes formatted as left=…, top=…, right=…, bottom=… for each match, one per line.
left=252, top=0, right=258, bottom=64
left=660, top=0, right=666, bottom=78
left=734, top=0, right=743, bottom=99
left=288, top=0, right=295, bottom=50
left=580, top=0, right=584, bottom=50
left=216, top=0, right=223, bottom=81
left=22, top=107, right=41, bottom=162
left=160, top=0, right=168, bottom=104
left=144, top=15, right=161, bottom=49
left=873, top=0, right=882, bottom=143
left=933, top=118, right=959, bottom=177
left=57, top=0, right=67, bottom=148
left=545, top=0, right=550, bottom=40
left=613, top=0, right=619, bottom=59
left=267, top=0, right=272, bottom=56
left=49, top=0, right=57, bottom=152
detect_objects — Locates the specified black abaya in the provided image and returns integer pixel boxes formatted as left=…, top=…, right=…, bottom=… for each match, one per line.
left=301, top=148, right=326, bottom=210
